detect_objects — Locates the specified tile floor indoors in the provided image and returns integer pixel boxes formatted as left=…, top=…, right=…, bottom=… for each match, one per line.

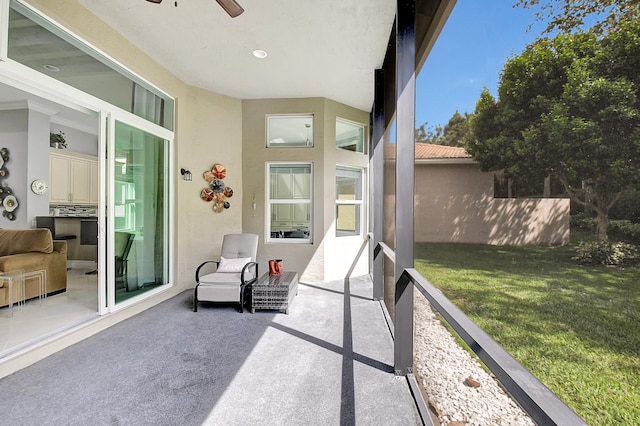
left=0, top=268, right=98, bottom=357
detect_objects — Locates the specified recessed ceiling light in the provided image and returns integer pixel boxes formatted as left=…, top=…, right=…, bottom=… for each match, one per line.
left=252, top=49, right=267, bottom=59
left=43, top=64, right=60, bottom=72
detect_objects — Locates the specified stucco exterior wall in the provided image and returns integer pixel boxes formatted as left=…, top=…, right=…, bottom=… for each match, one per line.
left=322, top=99, right=370, bottom=281
left=414, top=162, right=570, bottom=245
left=241, top=98, right=369, bottom=283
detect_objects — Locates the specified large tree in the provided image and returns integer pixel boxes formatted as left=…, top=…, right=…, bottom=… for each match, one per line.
left=416, top=111, right=473, bottom=147
left=415, top=122, right=442, bottom=144
left=468, top=19, right=640, bottom=242
left=515, top=0, right=640, bottom=34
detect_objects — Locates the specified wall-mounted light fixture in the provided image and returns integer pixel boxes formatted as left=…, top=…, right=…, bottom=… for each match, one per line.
left=180, top=168, right=192, bottom=181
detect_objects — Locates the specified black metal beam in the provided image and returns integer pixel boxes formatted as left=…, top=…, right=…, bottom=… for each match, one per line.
left=371, top=69, right=385, bottom=301
left=394, top=0, right=417, bottom=376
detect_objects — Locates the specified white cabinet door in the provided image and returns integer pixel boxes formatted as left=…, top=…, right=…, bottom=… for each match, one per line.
left=293, top=203, right=309, bottom=222
left=274, top=173, right=292, bottom=199
left=70, top=158, right=91, bottom=203
left=49, top=150, right=98, bottom=204
left=292, top=173, right=310, bottom=199
left=274, top=204, right=293, bottom=221
left=89, top=160, right=99, bottom=204
left=49, top=154, right=71, bottom=203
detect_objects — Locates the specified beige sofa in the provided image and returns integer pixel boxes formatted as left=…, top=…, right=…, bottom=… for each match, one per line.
left=0, top=229, right=67, bottom=308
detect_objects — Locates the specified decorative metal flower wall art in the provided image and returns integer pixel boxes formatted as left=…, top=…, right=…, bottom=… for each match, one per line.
left=0, top=147, right=18, bottom=221
left=200, top=164, right=233, bottom=213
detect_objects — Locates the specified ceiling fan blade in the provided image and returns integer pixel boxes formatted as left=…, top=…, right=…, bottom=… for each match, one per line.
left=146, top=0, right=163, bottom=3
left=216, top=0, right=244, bottom=18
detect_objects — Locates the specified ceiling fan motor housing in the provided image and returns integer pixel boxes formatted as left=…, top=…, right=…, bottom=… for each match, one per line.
left=146, top=0, right=244, bottom=18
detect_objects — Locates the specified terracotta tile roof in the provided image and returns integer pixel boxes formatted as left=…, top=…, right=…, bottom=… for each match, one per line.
left=384, top=143, right=473, bottom=159
left=415, top=143, right=471, bottom=159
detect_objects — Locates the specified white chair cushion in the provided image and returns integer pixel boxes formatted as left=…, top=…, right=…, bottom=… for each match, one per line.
left=217, top=256, right=251, bottom=273
left=197, top=282, right=240, bottom=302
left=199, top=270, right=254, bottom=285
left=197, top=270, right=255, bottom=302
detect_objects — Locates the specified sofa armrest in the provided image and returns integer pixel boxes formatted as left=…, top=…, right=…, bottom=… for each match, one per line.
left=53, top=240, right=67, bottom=255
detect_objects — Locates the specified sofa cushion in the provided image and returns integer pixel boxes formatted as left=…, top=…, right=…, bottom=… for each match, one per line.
left=0, top=229, right=53, bottom=256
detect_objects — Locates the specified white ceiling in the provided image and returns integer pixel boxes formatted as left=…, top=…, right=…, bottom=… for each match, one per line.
left=79, top=0, right=397, bottom=112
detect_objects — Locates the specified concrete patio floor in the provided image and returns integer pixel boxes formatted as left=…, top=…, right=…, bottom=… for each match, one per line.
left=0, top=275, right=423, bottom=425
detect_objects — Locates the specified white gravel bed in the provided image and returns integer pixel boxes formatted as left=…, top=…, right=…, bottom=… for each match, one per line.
left=413, top=294, right=535, bottom=426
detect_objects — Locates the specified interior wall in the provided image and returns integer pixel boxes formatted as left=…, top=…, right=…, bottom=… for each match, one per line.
left=0, top=109, right=29, bottom=229
left=25, top=0, right=245, bottom=291
left=26, top=107, right=51, bottom=227
left=50, top=122, right=99, bottom=157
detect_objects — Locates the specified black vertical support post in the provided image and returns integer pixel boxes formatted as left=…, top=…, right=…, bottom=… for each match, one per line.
left=371, top=69, right=385, bottom=301
left=394, top=0, right=416, bottom=376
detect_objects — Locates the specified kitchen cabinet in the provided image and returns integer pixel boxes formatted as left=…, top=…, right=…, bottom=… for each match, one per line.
left=271, top=168, right=310, bottom=200
left=49, top=149, right=98, bottom=205
left=269, top=167, right=311, bottom=234
left=90, top=160, right=99, bottom=204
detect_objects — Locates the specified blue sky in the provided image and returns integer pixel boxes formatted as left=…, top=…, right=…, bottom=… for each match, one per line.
left=415, top=0, right=547, bottom=129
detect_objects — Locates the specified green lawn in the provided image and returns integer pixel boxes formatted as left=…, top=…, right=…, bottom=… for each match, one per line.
left=414, top=232, right=640, bottom=426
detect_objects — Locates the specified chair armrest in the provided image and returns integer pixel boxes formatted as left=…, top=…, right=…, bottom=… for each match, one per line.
left=53, top=240, right=68, bottom=255
left=195, top=260, right=220, bottom=283
left=240, top=261, right=259, bottom=285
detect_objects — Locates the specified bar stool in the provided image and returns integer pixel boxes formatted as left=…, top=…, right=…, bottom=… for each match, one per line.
left=80, top=219, right=98, bottom=275
left=35, top=216, right=77, bottom=241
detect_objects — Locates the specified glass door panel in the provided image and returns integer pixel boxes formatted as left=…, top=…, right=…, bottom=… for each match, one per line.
left=113, top=120, right=169, bottom=304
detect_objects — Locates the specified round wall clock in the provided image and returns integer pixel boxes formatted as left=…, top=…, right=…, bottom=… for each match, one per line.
left=31, top=179, right=48, bottom=195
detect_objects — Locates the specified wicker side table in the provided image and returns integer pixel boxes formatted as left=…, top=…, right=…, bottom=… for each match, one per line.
left=251, top=271, right=298, bottom=314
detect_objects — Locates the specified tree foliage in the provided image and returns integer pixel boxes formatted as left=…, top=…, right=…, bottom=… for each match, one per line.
left=416, top=111, right=473, bottom=147
left=415, top=122, right=442, bottom=144
left=515, top=0, right=640, bottom=34
left=468, top=19, right=640, bottom=242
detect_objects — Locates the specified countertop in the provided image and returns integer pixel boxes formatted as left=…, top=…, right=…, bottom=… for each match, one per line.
left=46, top=216, right=98, bottom=219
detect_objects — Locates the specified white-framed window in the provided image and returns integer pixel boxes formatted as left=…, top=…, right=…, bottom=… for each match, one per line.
left=266, top=163, right=313, bottom=243
left=336, top=166, right=364, bottom=237
left=336, top=118, right=365, bottom=153
left=267, top=115, right=314, bottom=147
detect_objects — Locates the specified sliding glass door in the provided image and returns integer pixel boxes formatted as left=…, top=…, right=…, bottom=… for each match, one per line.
left=110, top=119, right=170, bottom=306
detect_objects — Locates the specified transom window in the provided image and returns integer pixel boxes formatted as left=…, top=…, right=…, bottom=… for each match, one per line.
left=336, top=118, right=365, bottom=153
left=267, top=163, right=312, bottom=243
left=6, top=0, right=174, bottom=130
left=267, top=115, right=314, bottom=147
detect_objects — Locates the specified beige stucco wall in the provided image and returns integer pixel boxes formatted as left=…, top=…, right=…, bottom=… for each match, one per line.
left=322, top=100, right=370, bottom=281
left=242, top=98, right=369, bottom=283
left=414, top=162, right=570, bottom=245
left=25, top=0, right=244, bottom=291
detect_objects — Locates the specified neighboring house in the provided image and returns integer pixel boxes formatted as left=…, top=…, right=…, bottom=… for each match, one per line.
left=387, top=143, right=570, bottom=245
